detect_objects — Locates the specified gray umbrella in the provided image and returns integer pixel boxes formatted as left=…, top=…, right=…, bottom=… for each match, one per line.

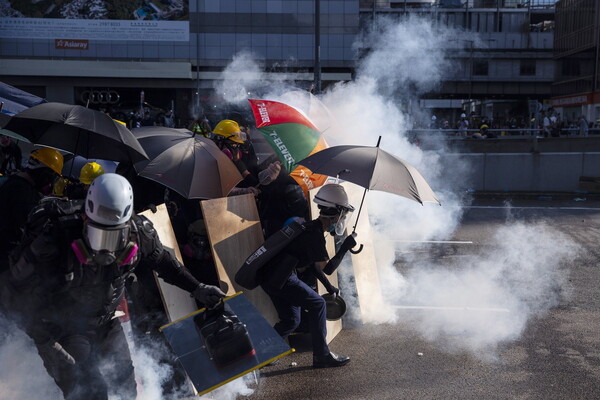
left=298, top=137, right=440, bottom=250
left=132, top=126, right=243, bottom=199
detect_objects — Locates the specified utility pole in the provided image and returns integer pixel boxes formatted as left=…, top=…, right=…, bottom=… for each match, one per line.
left=314, top=0, right=321, bottom=94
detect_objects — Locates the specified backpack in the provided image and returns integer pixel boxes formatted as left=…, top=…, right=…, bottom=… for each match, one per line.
left=234, top=220, right=306, bottom=290
left=10, top=197, right=84, bottom=276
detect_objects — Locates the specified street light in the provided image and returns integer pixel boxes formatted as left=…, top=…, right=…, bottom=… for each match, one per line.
left=314, top=0, right=321, bottom=94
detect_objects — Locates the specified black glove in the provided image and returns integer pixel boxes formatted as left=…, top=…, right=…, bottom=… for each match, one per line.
left=340, top=234, right=357, bottom=253
left=326, top=285, right=340, bottom=296
left=192, top=283, right=226, bottom=307
left=38, top=340, right=76, bottom=365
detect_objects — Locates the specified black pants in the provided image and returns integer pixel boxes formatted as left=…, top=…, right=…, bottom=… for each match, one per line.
left=262, top=272, right=329, bottom=358
left=36, top=319, right=136, bottom=400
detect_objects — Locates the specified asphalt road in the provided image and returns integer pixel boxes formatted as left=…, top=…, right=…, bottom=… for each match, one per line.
left=241, top=197, right=600, bottom=400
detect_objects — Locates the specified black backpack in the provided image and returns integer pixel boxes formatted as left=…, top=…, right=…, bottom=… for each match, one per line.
left=194, top=301, right=255, bottom=367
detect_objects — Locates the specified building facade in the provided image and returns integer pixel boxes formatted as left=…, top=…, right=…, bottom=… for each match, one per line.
left=0, top=0, right=557, bottom=128
left=552, top=0, right=600, bottom=123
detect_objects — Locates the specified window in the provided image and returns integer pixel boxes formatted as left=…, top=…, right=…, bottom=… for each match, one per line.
left=520, top=60, right=536, bottom=76
left=473, top=60, right=489, bottom=76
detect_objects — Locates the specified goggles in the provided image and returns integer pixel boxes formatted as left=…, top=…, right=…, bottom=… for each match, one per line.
left=83, top=221, right=130, bottom=252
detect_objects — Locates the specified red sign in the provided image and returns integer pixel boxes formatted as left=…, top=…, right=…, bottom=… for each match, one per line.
left=551, top=94, right=590, bottom=107
left=54, top=39, right=88, bottom=50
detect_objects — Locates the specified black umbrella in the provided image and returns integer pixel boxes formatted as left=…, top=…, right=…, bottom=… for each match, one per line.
left=298, top=136, right=440, bottom=252
left=3, top=102, right=148, bottom=163
left=132, top=126, right=243, bottom=199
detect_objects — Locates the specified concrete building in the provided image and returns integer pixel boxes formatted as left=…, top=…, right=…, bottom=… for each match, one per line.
left=0, top=0, right=358, bottom=126
left=0, top=0, right=557, bottom=128
left=361, top=0, right=557, bottom=127
left=552, top=0, right=599, bottom=124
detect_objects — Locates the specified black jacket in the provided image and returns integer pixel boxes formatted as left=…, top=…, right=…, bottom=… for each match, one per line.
left=0, top=174, right=41, bottom=271
left=6, top=200, right=200, bottom=344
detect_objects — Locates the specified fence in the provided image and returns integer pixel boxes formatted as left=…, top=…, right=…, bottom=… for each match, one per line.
left=408, top=128, right=600, bottom=138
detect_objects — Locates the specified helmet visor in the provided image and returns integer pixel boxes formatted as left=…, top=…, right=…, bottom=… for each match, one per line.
left=334, top=209, right=353, bottom=236
left=84, top=221, right=130, bottom=252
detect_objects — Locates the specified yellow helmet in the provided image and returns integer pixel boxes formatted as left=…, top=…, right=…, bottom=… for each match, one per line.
left=79, top=162, right=105, bottom=185
left=212, top=120, right=247, bottom=144
left=29, top=147, right=64, bottom=175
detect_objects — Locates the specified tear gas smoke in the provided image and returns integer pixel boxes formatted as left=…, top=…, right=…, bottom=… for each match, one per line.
left=0, top=318, right=62, bottom=399
left=391, top=221, right=579, bottom=358
left=212, top=13, right=579, bottom=361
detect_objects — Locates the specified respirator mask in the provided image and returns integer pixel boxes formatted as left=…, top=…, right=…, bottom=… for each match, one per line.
left=71, top=220, right=138, bottom=266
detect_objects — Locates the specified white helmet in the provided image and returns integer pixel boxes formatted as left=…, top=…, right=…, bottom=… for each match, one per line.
left=85, top=173, right=134, bottom=226
left=314, top=184, right=354, bottom=235
left=314, top=184, right=354, bottom=212
left=460, top=113, right=467, bottom=118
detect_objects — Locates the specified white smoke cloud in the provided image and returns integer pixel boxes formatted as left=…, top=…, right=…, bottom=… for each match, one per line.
left=392, top=221, right=579, bottom=359
left=0, top=319, right=62, bottom=399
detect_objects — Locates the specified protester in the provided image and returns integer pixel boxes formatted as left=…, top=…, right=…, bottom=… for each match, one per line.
left=64, top=161, right=105, bottom=199
left=1, top=173, right=225, bottom=400
left=0, top=147, right=63, bottom=273
left=0, top=134, right=22, bottom=175
left=260, top=183, right=357, bottom=368
left=211, top=119, right=281, bottom=197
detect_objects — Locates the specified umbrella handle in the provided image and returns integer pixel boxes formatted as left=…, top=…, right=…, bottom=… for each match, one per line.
left=349, top=244, right=363, bottom=254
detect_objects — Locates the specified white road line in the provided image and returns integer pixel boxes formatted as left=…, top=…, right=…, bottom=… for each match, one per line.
left=388, top=240, right=473, bottom=244
left=464, top=206, right=600, bottom=210
left=392, top=305, right=510, bottom=313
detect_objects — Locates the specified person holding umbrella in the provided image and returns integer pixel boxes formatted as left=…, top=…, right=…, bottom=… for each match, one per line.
left=2, top=173, right=226, bottom=400
left=260, top=183, right=357, bottom=368
left=63, top=161, right=106, bottom=199
left=0, top=147, right=63, bottom=274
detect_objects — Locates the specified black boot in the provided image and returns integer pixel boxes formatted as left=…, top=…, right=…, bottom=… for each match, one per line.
left=312, top=352, right=350, bottom=368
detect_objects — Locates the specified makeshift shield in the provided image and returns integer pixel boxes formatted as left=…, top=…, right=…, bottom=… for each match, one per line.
left=160, top=292, right=294, bottom=396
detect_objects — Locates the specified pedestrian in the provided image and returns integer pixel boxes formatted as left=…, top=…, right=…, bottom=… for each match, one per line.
left=542, top=112, right=551, bottom=137
left=260, top=183, right=357, bottom=368
left=0, top=134, right=22, bottom=175
left=0, top=147, right=63, bottom=273
left=457, top=113, right=469, bottom=137
left=579, top=115, right=589, bottom=137
left=2, top=173, right=225, bottom=400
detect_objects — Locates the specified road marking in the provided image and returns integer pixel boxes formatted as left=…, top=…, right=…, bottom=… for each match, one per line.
left=392, top=305, right=510, bottom=313
left=389, top=240, right=473, bottom=244
left=464, top=206, right=600, bottom=211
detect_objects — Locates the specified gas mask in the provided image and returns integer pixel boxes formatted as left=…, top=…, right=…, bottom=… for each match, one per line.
left=71, top=220, right=138, bottom=266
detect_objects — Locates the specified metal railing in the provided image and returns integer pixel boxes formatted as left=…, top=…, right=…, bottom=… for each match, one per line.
left=408, top=128, right=600, bottom=137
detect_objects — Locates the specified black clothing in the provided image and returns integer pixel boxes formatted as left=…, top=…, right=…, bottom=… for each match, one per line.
left=258, top=174, right=308, bottom=237
left=0, top=173, right=41, bottom=273
left=0, top=141, right=22, bottom=175
left=260, top=218, right=331, bottom=357
left=35, top=319, right=136, bottom=400
left=4, top=199, right=202, bottom=400
left=115, top=162, right=166, bottom=213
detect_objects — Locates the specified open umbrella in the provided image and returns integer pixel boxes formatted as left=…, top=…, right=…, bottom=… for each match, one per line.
left=132, top=126, right=243, bottom=199
left=298, top=137, right=440, bottom=252
left=3, top=102, right=147, bottom=163
left=248, top=98, right=328, bottom=195
left=0, top=81, right=46, bottom=116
